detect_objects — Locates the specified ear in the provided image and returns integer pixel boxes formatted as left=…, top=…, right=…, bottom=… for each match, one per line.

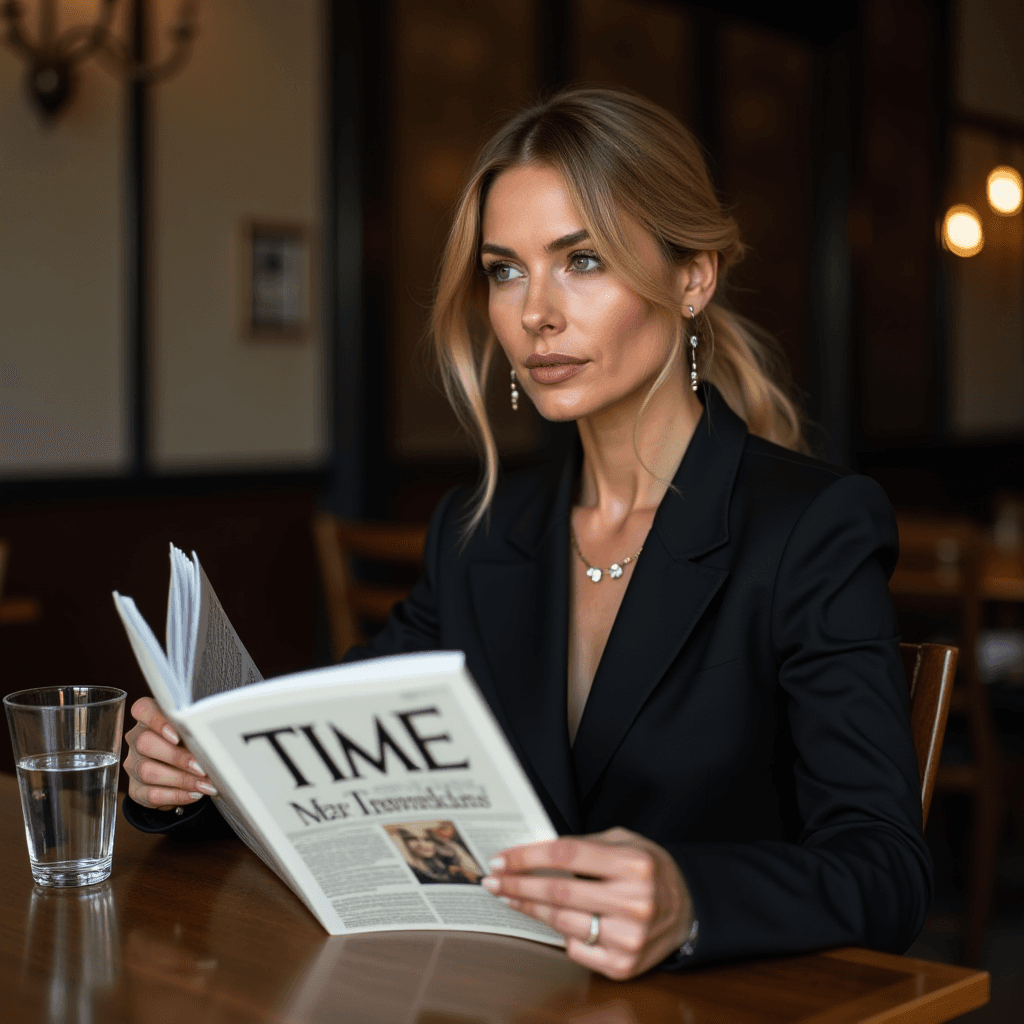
left=674, top=252, right=718, bottom=316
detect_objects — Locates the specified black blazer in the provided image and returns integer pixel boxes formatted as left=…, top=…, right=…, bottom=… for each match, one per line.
left=345, top=385, right=931, bottom=964
left=125, top=385, right=931, bottom=965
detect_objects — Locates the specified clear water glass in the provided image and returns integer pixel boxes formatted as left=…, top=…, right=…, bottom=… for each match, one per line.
left=4, top=686, right=126, bottom=887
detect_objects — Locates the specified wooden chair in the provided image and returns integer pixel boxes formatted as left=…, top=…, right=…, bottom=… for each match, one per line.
left=891, top=516, right=1001, bottom=965
left=313, top=513, right=427, bottom=659
left=903, top=642, right=957, bottom=829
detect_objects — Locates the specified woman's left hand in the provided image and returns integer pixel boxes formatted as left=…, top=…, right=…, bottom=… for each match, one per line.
left=482, top=827, right=694, bottom=980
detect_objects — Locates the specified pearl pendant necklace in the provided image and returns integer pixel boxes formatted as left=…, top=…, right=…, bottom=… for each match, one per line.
left=571, top=527, right=643, bottom=583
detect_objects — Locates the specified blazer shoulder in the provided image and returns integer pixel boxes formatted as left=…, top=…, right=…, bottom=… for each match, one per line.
left=743, top=435, right=851, bottom=485
left=736, top=436, right=895, bottom=534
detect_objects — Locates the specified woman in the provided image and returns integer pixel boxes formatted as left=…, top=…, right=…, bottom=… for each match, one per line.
left=427, top=822, right=483, bottom=883
left=122, top=87, right=931, bottom=981
left=394, top=829, right=477, bottom=885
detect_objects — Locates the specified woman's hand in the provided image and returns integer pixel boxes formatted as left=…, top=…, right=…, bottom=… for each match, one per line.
left=482, top=827, right=693, bottom=980
left=123, top=697, right=217, bottom=810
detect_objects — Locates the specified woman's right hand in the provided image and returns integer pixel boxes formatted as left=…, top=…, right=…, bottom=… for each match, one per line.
left=123, top=697, right=218, bottom=810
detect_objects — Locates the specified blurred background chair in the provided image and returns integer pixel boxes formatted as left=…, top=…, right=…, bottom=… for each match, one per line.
left=891, top=516, right=1001, bottom=965
left=313, top=514, right=426, bottom=660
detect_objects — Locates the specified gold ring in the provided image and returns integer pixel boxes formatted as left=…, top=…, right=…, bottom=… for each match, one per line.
left=585, top=913, right=601, bottom=946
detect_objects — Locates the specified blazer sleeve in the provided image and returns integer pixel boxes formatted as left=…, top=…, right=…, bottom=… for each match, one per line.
left=121, top=488, right=458, bottom=837
left=661, top=474, right=933, bottom=965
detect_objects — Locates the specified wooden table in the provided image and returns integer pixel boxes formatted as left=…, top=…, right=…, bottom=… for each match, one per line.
left=981, top=546, right=1024, bottom=603
left=0, top=775, right=988, bottom=1024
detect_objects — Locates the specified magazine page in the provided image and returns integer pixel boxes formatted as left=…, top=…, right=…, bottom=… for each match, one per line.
left=178, top=652, right=564, bottom=945
left=168, top=717, right=317, bottom=912
left=112, top=593, right=190, bottom=712
left=189, top=553, right=263, bottom=701
left=112, top=590, right=300, bottom=890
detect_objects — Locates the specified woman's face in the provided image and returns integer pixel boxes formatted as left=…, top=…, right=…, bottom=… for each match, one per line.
left=480, top=162, right=683, bottom=424
left=408, top=837, right=435, bottom=858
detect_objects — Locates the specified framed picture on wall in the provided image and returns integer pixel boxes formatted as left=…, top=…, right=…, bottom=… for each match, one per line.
left=239, top=221, right=311, bottom=341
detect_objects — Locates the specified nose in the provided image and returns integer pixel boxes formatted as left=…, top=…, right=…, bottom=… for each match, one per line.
left=520, top=273, right=565, bottom=337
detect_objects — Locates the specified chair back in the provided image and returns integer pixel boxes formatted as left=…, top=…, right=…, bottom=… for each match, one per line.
left=890, top=516, right=982, bottom=689
left=901, top=642, right=957, bottom=828
left=313, top=513, right=427, bottom=659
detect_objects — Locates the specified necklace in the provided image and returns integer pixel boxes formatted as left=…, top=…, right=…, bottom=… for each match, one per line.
left=570, top=527, right=643, bottom=583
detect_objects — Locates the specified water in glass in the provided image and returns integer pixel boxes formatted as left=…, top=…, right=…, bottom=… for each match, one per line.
left=16, top=750, right=119, bottom=887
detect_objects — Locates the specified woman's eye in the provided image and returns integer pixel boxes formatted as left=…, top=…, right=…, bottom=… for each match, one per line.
left=485, top=262, right=523, bottom=283
left=569, top=252, right=602, bottom=273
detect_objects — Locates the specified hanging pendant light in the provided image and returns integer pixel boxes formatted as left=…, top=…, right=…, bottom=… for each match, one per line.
left=941, top=204, right=984, bottom=258
left=986, top=165, right=1023, bottom=217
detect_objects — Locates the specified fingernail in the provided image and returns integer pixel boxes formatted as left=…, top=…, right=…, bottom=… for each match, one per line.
left=162, top=726, right=180, bottom=745
left=488, top=856, right=506, bottom=872
left=189, top=759, right=206, bottom=776
left=498, top=896, right=512, bottom=906
left=189, top=791, right=203, bottom=801
left=196, top=781, right=218, bottom=796
left=481, top=876, right=500, bottom=892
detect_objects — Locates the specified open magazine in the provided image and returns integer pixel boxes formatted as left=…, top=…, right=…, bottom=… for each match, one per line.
left=113, top=545, right=563, bottom=946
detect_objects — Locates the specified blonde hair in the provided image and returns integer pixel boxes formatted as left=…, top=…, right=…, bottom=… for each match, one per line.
left=431, top=86, right=806, bottom=532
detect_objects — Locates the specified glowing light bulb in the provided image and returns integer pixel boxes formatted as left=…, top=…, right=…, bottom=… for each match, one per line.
left=942, top=205, right=984, bottom=257
left=987, top=165, right=1023, bottom=216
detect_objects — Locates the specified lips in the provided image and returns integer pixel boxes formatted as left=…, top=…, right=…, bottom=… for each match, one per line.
left=524, top=353, right=586, bottom=385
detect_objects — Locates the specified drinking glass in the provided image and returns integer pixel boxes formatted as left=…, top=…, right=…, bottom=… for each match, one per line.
left=4, top=686, right=126, bottom=887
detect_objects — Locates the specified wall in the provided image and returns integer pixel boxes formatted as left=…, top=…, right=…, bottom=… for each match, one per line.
left=0, top=0, right=327, bottom=478
left=152, top=0, right=327, bottom=471
left=0, top=1, right=127, bottom=477
left=389, top=0, right=542, bottom=460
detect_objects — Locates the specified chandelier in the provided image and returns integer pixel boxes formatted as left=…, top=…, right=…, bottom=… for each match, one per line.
left=0, top=0, right=198, bottom=118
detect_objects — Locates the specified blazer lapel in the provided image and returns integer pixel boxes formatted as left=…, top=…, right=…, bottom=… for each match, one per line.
left=469, top=457, right=581, bottom=833
left=571, top=385, right=747, bottom=800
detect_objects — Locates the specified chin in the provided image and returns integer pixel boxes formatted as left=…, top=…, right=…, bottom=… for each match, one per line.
left=529, top=396, right=592, bottom=423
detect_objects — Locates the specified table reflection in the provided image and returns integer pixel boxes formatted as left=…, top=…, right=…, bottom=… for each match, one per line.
left=279, top=931, right=700, bottom=1024
left=23, top=882, right=119, bottom=1024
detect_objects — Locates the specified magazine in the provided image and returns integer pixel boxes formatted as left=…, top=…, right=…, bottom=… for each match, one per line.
left=113, top=545, right=563, bottom=945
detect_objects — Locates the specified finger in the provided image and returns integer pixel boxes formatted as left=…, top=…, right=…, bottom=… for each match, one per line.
left=134, top=755, right=218, bottom=797
left=565, top=938, right=643, bottom=981
left=504, top=897, right=650, bottom=959
left=492, top=837, right=656, bottom=883
left=131, top=697, right=181, bottom=746
left=134, top=726, right=207, bottom=777
left=484, top=872, right=655, bottom=921
left=129, top=777, right=207, bottom=810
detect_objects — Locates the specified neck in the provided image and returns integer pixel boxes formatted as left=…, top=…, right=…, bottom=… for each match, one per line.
left=575, top=375, right=703, bottom=520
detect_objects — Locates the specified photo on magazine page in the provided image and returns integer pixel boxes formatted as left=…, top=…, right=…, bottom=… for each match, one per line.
left=384, top=821, right=484, bottom=886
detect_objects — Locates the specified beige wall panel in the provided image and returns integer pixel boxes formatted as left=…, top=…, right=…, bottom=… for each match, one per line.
left=391, top=0, right=542, bottom=459
left=152, top=0, right=325, bottom=471
left=950, top=129, right=1024, bottom=437
left=956, top=0, right=1024, bottom=122
left=0, top=1, right=125, bottom=476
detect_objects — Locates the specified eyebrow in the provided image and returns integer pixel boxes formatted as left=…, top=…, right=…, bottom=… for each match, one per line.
left=480, top=229, right=591, bottom=260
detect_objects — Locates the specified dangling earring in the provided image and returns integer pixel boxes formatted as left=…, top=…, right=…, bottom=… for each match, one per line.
left=688, top=305, right=699, bottom=392
left=510, top=368, right=519, bottom=411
